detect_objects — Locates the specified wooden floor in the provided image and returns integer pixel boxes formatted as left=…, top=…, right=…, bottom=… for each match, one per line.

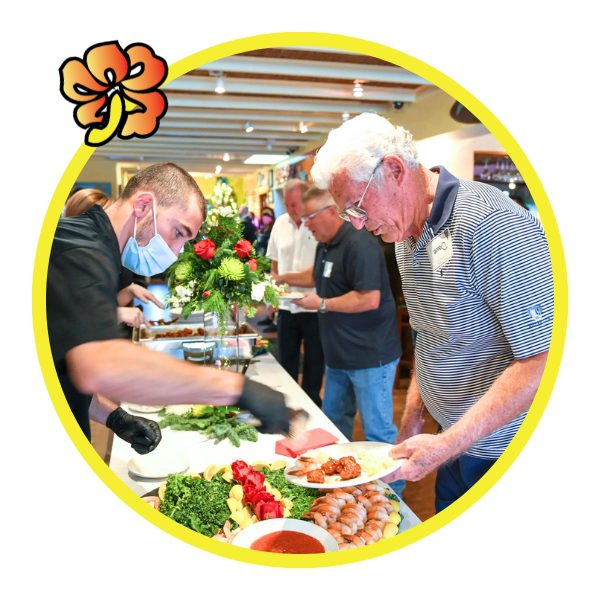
left=352, top=379, right=438, bottom=521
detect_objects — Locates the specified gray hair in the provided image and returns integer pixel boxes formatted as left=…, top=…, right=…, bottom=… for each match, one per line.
left=284, top=178, right=309, bottom=196
left=302, top=187, right=336, bottom=208
left=311, top=113, right=420, bottom=189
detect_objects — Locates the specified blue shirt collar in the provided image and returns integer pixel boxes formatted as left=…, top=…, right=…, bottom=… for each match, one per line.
left=426, top=166, right=460, bottom=236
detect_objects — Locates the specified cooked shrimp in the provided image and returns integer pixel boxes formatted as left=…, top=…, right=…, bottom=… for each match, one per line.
left=365, top=519, right=387, bottom=531
left=373, top=501, right=394, bottom=513
left=361, top=482, right=385, bottom=492
left=312, top=495, right=339, bottom=508
left=356, top=529, right=375, bottom=545
left=311, top=512, right=330, bottom=529
left=326, top=527, right=346, bottom=544
left=339, top=515, right=361, bottom=531
left=342, top=505, right=367, bottom=520
left=331, top=490, right=355, bottom=503
left=339, top=542, right=356, bottom=550
left=339, top=486, right=361, bottom=496
left=351, top=534, right=366, bottom=547
left=314, top=503, right=341, bottom=519
left=334, top=521, right=356, bottom=537
left=364, top=490, right=389, bottom=500
left=364, top=526, right=383, bottom=542
left=367, top=508, right=391, bottom=521
left=355, top=494, right=372, bottom=508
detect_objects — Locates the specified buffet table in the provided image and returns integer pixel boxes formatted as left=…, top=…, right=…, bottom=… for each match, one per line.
left=109, top=351, right=421, bottom=533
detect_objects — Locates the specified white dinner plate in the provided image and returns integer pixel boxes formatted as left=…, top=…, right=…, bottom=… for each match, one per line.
left=126, top=404, right=165, bottom=414
left=127, top=448, right=189, bottom=479
left=284, top=441, right=404, bottom=489
left=277, top=292, right=305, bottom=307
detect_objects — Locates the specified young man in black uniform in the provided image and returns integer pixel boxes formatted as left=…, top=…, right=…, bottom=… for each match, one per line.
left=47, top=163, right=289, bottom=453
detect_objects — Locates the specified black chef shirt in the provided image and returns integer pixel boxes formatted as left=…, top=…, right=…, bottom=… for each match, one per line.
left=313, top=222, right=401, bottom=370
left=46, top=205, right=123, bottom=439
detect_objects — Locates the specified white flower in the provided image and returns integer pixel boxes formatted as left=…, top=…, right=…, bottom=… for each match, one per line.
left=251, top=281, right=267, bottom=302
left=167, top=296, right=181, bottom=308
left=218, top=205, right=234, bottom=218
left=174, top=285, right=192, bottom=301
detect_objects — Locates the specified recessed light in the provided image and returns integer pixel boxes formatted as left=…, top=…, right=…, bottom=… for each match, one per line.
left=244, top=154, right=289, bottom=165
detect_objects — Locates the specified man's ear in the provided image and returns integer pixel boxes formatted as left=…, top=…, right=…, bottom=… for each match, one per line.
left=131, top=192, right=155, bottom=219
left=382, top=155, right=406, bottom=184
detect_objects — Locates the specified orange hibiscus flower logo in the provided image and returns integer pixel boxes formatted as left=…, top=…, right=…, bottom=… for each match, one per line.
left=59, top=41, right=168, bottom=147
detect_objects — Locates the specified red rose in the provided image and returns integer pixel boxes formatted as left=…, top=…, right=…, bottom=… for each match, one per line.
left=243, top=486, right=273, bottom=505
left=247, top=258, right=257, bottom=271
left=243, top=471, right=265, bottom=489
left=234, top=239, right=252, bottom=259
left=194, top=239, right=216, bottom=260
left=231, top=460, right=252, bottom=483
left=254, top=499, right=284, bottom=521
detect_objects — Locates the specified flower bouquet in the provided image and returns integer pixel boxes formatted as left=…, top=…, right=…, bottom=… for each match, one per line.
left=166, top=180, right=281, bottom=336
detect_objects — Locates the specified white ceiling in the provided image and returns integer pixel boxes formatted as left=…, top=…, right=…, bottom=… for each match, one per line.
left=93, top=47, right=434, bottom=174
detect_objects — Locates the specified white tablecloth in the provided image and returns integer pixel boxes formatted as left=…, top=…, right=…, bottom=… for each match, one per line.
left=109, top=352, right=421, bottom=532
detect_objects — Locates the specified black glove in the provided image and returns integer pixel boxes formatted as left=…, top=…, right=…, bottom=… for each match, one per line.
left=106, top=407, right=162, bottom=454
left=236, top=379, right=290, bottom=434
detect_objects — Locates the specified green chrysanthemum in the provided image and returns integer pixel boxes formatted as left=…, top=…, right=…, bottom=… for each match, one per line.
left=217, top=257, right=244, bottom=281
left=172, top=260, right=195, bottom=282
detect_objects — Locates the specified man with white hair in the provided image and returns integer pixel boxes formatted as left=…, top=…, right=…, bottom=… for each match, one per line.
left=267, top=179, right=324, bottom=406
left=311, top=113, right=553, bottom=511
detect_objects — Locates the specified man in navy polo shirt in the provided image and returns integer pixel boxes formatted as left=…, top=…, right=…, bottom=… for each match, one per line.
left=311, top=113, right=553, bottom=511
left=274, top=188, right=403, bottom=496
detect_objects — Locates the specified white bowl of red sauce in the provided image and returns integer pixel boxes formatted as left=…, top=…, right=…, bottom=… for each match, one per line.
left=232, top=518, right=339, bottom=554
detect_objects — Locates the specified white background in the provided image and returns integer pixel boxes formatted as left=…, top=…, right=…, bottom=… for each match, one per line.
left=2, top=2, right=597, bottom=597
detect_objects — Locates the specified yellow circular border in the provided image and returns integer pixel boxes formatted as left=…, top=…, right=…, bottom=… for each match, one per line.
left=32, top=32, right=567, bottom=568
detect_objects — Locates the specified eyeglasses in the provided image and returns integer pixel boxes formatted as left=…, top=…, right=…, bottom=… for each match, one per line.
left=300, top=204, right=333, bottom=223
left=338, top=161, right=382, bottom=226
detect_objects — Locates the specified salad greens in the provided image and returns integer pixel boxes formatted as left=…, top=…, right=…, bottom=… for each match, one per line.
left=159, top=473, right=234, bottom=537
left=261, top=468, right=321, bottom=519
left=157, top=405, right=258, bottom=447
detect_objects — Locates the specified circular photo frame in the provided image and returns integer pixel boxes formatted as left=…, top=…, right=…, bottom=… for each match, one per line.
left=32, top=32, right=567, bottom=568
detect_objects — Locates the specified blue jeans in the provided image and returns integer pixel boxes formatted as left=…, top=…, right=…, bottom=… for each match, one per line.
left=435, top=454, right=496, bottom=513
left=323, top=359, right=405, bottom=497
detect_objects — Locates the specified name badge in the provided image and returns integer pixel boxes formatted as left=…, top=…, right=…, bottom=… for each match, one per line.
left=323, top=261, right=334, bottom=278
left=427, top=230, right=453, bottom=272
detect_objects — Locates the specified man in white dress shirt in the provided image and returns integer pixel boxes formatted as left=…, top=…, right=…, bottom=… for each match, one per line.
left=267, top=179, right=325, bottom=406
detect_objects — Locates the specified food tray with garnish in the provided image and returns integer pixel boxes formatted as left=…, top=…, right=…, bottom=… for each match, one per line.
left=132, top=321, right=260, bottom=345
left=141, top=459, right=403, bottom=551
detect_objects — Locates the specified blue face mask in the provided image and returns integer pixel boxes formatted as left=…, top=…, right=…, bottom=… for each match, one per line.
left=121, top=200, right=178, bottom=276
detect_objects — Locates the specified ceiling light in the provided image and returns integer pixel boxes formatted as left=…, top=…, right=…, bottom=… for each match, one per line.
left=214, top=73, right=226, bottom=94
left=352, top=80, right=364, bottom=98
left=245, top=121, right=254, bottom=133
left=299, top=121, right=308, bottom=133
left=223, top=152, right=230, bottom=162
left=244, top=154, right=289, bottom=165
left=342, top=112, right=350, bottom=121
left=266, top=140, right=273, bottom=151
left=215, top=164, right=222, bottom=175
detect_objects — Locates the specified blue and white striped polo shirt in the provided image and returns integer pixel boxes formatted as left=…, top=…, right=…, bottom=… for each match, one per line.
left=395, top=167, right=553, bottom=459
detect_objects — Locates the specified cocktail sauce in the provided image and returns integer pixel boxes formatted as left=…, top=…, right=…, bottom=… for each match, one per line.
left=250, top=531, right=325, bottom=554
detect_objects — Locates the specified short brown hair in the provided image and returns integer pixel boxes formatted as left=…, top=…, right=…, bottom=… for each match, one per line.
left=120, top=163, right=205, bottom=214
left=65, top=188, right=111, bottom=217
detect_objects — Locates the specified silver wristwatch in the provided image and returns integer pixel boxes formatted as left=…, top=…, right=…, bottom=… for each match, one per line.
left=319, top=297, right=327, bottom=313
